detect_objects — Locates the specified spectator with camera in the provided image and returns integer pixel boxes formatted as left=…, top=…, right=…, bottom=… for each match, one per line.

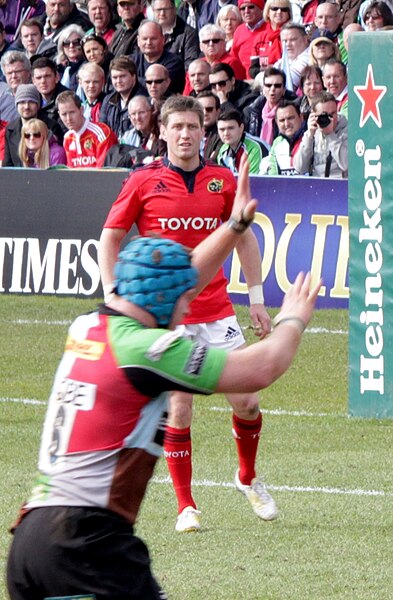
left=293, top=90, right=348, bottom=178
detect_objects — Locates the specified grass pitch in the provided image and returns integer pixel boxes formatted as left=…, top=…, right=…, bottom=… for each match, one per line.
left=1, top=296, right=393, bottom=599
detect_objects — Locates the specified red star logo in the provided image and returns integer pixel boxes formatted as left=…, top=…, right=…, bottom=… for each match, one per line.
left=354, top=64, right=387, bottom=128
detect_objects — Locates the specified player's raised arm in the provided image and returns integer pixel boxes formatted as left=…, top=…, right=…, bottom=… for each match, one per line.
left=215, top=272, right=322, bottom=393
left=191, top=156, right=257, bottom=297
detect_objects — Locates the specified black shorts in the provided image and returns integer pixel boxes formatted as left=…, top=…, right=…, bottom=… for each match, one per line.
left=7, top=506, right=167, bottom=600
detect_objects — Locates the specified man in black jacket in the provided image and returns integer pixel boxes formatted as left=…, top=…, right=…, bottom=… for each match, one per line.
left=31, top=57, right=69, bottom=132
left=209, top=63, right=256, bottom=113
left=151, top=0, right=199, bottom=69
left=100, top=55, right=147, bottom=138
left=131, top=20, right=185, bottom=95
left=3, top=82, right=63, bottom=166
left=109, top=0, right=145, bottom=57
left=244, top=67, right=297, bottom=145
left=197, top=90, right=223, bottom=161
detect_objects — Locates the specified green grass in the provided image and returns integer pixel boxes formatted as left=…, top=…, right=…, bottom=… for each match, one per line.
left=1, top=296, right=393, bottom=599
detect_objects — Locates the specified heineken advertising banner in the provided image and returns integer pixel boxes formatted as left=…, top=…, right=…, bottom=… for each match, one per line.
left=0, top=169, right=348, bottom=308
left=348, top=32, right=393, bottom=418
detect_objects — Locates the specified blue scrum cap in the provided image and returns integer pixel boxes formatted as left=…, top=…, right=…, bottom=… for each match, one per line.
left=114, top=237, right=198, bottom=327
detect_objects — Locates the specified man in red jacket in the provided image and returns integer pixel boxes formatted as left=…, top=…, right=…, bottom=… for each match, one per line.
left=56, top=90, right=117, bottom=168
left=230, top=0, right=266, bottom=76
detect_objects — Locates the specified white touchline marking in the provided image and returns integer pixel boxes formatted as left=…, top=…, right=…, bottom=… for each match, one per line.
left=151, top=476, right=393, bottom=498
left=1, top=398, right=390, bottom=498
left=307, top=327, right=347, bottom=335
left=4, top=319, right=348, bottom=336
left=210, top=406, right=347, bottom=418
left=0, top=397, right=47, bottom=406
left=6, top=319, right=71, bottom=326
left=243, top=325, right=348, bottom=335
left=1, top=396, right=347, bottom=418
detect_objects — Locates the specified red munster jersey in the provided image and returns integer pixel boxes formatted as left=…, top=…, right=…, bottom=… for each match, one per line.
left=104, top=158, right=237, bottom=324
left=63, top=119, right=117, bottom=168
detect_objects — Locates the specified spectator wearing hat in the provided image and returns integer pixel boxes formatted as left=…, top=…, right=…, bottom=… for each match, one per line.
left=3, top=82, right=63, bottom=166
left=230, top=0, right=266, bottom=76
left=312, top=2, right=346, bottom=63
left=322, top=58, right=348, bottom=118
left=309, top=29, right=340, bottom=69
left=109, top=0, right=145, bottom=58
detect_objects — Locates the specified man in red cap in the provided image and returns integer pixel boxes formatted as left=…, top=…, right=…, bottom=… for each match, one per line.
left=230, top=0, right=265, bottom=77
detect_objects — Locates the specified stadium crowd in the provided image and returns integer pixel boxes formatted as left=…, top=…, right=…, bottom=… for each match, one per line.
left=2, top=1, right=387, bottom=592
left=1, top=0, right=391, bottom=174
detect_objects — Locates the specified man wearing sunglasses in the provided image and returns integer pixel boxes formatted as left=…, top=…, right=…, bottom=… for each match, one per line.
left=199, top=24, right=246, bottom=80
left=145, top=63, right=171, bottom=107
left=3, top=82, right=64, bottom=166
left=209, top=62, right=255, bottom=113
left=36, top=0, right=92, bottom=60
left=244, top=66, right=296, bottom=147
left=230, top=0, right=265, bottom=75
left=131, top=19, right=185, bottom=95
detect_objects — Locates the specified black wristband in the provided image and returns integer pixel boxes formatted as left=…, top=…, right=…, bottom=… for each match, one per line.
left=227, top=210, right=253, bottom=234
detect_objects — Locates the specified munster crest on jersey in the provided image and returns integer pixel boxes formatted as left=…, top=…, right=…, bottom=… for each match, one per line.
left=84, top=139, right=93, bottom=150
left=207, top=178, right=224, bottom=192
